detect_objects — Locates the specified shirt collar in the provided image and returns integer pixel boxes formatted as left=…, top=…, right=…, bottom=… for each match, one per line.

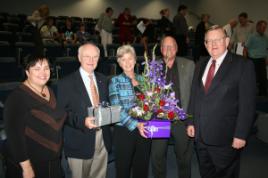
left=209, top=50, right=228, bottom=66
left=79, top=67, right=95, bottom=79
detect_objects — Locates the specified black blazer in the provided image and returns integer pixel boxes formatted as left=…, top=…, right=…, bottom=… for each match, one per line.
left=188, top=52, right=256, bottom=145
left=57, top=70, right=112, bottom=159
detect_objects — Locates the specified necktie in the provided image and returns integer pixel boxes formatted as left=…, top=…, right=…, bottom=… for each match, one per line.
left=89, top=75, right=100, bottom=107
left=204, top=60, right=216, bottom=93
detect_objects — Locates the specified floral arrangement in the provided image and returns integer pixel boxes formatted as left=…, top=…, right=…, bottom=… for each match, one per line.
left=129, top=45, right=187, bottom=121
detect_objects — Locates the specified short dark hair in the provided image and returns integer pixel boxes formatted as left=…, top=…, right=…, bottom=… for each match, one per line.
left=106, top=7, right=113, bottom=13
left=23, top=54, right=50, bottom=71
left=178, top=5, right=187, bottom=12
left=238, top=12, right=248, bottom=18
left=256, top=20, right=267, bottom=27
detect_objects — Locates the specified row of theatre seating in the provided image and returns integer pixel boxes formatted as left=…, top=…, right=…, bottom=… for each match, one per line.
left=0, top=54, right=149, bottom=83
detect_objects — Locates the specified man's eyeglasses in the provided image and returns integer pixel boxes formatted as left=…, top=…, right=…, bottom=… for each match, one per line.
left=204, top=37, right=226, bottom=45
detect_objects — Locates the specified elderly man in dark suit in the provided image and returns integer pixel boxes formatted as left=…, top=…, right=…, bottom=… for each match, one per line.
left=187, top=25, right=256, bottom=178
left=151, top=36, right=195, bottom=178
left=57, top=43, right=111, bottom=178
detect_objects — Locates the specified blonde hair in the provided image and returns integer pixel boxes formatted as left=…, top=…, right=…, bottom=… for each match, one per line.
left=116, top=45, right=136, bottom=63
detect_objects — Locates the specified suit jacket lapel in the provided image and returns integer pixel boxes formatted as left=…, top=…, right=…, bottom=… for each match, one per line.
left=73, top=71, right=92, bottom=106
left=198, top=58, right=209, bottom=90
left=206, top=52, right=233, bottom=94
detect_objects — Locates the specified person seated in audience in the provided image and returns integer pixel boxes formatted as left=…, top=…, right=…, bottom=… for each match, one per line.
left=61, top=18, right=77, bottom=46
left=194, top=13, right=210, bottom=62
left=159, top=8, right=173, bottom=37
left=40, top=16, right=60, bottom=45
left=4, top=54, right=66, bottom=178
left=76, top=23, right=90, bottom=44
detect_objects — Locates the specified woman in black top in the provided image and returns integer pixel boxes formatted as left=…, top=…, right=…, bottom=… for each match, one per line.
left=4, top=54, right=66, bottom=178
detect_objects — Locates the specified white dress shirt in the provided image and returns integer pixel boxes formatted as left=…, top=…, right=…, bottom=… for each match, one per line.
left=79, top=67, right=99, bottom=105
left=202, top=50, right=228, bottom=85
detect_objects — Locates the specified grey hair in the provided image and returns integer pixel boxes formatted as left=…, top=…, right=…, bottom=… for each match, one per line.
left=116, top=45, right=136, bottom=63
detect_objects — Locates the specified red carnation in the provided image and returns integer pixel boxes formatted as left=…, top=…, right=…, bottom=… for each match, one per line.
left=167, top=111, right=175, bottom=120
left=137, top=93, right=145, bottom=101
left=157, top=109, right=163, bottom=114
left=159, top=100, right=165, bottom=106
left=154, top=87, right=161, bottom=93
left=143, top=104, right=149, bottom=112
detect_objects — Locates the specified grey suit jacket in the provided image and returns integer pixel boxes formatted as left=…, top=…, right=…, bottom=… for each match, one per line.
left=175, top=57, right=195, bottom=111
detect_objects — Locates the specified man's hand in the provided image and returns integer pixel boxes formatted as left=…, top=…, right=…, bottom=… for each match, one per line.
left=186, top=125, right=195, bottom=137
left=232, top=137, right=246, bottom=149
left=85, top=117, right=97, bottom=129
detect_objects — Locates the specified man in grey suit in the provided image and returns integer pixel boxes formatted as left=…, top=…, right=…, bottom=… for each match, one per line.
left=151, top=36, right=195, bottom=178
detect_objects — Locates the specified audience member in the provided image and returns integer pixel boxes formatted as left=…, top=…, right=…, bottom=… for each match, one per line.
left=244, top=20, right=268, bottom=96
left=4, top=54, right=66, bottom=178
left=223, top=18, right=238, bottom=38
left=57, top=43, right=111, bottom=178
left=194, top=13, right=210, bottom=62
left=117, top=8, right=135, bottom=44
left=97, top=7, right=114, bottom=56
left=159, top=8, right=173, bottom=37
left=61, top=18, right=77, bottom=46
left=173, top=5, right=189, bottom=56
left=40, top=16, right=60, bottom=45
left=76, top=23, right=90, bottom=44
left=230, top=12, right=255, bottom=52
left=27, top=4, right=49, bottom=29
left=27, top=4, right=50, bottom=54
left=151, top=36, right=195, bottom=178
left=109, top=45, right=151, bottom=178
left=187, top=25, right=256, bottom=178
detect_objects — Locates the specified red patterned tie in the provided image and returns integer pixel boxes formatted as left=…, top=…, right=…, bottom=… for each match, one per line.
left=89, top=75, right=100, bottom=107
left=204, top=60, right=216, bottom=93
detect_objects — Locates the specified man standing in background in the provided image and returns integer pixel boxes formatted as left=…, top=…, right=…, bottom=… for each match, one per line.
left=97, top=7, right=114, bottom=56
left=244, top=20, right=268, bottom=96
left=173, top=5, right=189, bottom=56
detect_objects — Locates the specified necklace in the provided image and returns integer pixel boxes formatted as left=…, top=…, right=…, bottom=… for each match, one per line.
left=26, top=80, right=47, bottom=98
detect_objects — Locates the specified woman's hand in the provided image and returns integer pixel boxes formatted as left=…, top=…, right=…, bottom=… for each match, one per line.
left=20, top=160, right=35, bottom=178
left=131, top=78, right=139, bottom=87
left=137, top=122, right=148, bottom=138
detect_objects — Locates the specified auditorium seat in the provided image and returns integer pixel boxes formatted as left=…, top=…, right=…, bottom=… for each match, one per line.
left=106, top=43, right=120, bottom=57
left=16, top=32, right=34, bottom=42
left=0, top=57, right=23, bottom=82
left=63, top=44, right=79, bottom=57
left=44, top=43, right=64, bottom=60
left=54, top=56, right=80, bottom=79
left=0, top=31, right=14, bottom=44
left=132, top=43, right=145, bottom=57
left=3, top=22, right=20, bottom=33
left=15, top=41, right=35, bottom=65
left=0, top=41, right=14, bottom=57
